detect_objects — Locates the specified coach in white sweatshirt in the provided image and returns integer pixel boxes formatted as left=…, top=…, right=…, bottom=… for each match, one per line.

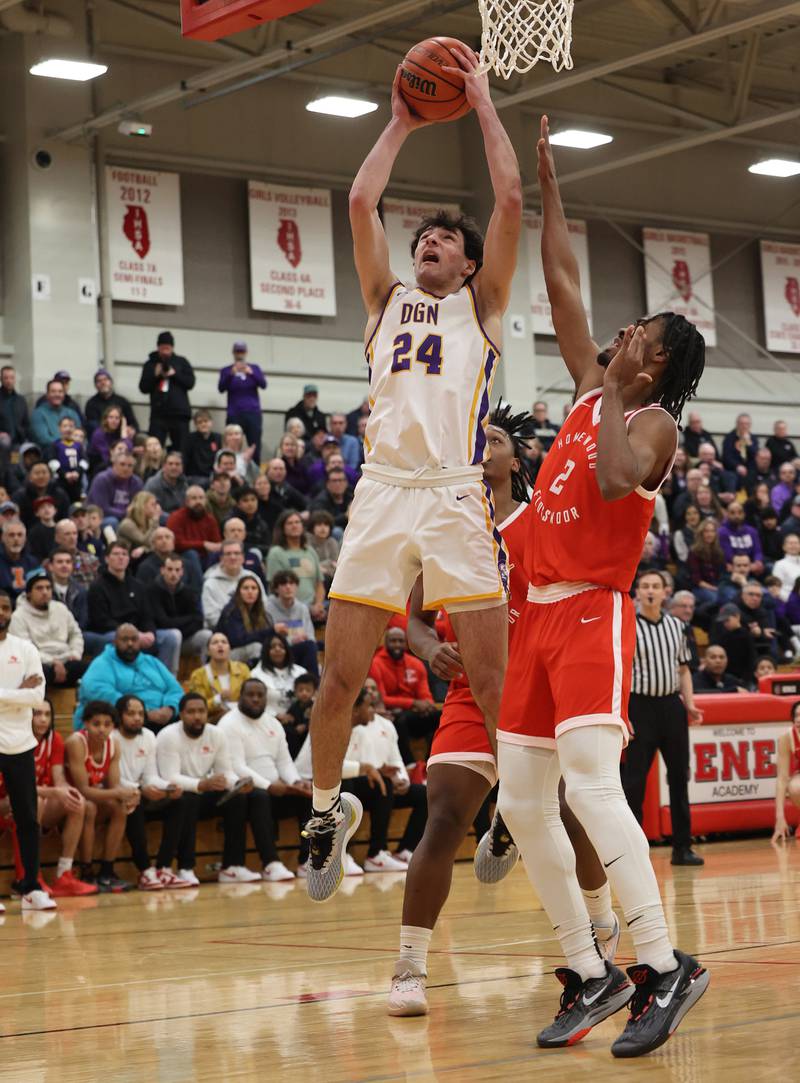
left=0, top=587, right=50, bottom=908
left=218, top=678, right=312, bottom=881
left=155, top=692, right=259, bottom=884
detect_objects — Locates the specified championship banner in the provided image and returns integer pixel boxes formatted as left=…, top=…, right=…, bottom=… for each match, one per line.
left=642, top=227, right=717, bottom=347
left=105, top=166, right=184, bottom=305
left=383, top=198, right=461, bottom=281
left=658, top=722, right=788, bottom=806
left=524, top=213, right=593, bottom=335
left=760, top=240, right=800, bottom=354
left=248, top=181, right=336, bottom=316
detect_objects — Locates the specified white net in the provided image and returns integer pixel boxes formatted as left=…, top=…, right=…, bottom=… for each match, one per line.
left=478, top=0, right=575, bottom=79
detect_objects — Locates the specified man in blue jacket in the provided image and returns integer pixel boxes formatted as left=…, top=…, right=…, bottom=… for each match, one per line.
left=74, top=623, right=183, bottom=731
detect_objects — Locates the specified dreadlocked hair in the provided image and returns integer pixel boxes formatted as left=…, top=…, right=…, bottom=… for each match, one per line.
left=488, top=400, right=538, bottom=503
left=646, top=312, right=706, bottom=425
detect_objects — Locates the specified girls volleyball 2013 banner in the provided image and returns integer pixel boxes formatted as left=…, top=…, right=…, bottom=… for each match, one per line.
left=760, top=240, right=800, bottom=354
left=524, top=213, right=593, bottom=335
left=105, top=166, right=184, bottom=305
left=642, top=227, right=717, bottom=347
left=248, top=181, right=337, bottom=317
left=382, top=198, right=461, bottom=281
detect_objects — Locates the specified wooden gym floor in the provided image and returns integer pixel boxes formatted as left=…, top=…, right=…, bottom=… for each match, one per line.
left=0, top=837, right=797, bottom=1083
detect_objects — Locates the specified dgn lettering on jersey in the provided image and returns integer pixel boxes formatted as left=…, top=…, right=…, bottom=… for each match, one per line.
left=400, top=302, right=440, bottom=326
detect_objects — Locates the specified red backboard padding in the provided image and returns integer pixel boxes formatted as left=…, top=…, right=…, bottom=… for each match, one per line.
left=181, top=0, right=321, bottom=42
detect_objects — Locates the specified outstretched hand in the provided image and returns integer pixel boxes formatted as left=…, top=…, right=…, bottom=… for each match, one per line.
left=604, top=325, right=652, bottom=395
left=441, top=44, right=491, bottom=110
left=537, top=114, right=556, bottom=184
left=391, top=66, right=431, bottom=132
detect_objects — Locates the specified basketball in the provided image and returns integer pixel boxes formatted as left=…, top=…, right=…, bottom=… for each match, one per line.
left=398, top=37, right=472, bottom=123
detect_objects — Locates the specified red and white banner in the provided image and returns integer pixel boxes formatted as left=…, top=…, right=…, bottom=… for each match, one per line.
left=658, top=722, right=788, bottom=806
left=383, top=199, right=461, bottom=281
left=643, top=228, right=717, bottom=347
left=525, top=213, right=593, bottom=335
left=760, top=240, right=800, bottom=354
left=105, top=166, right=184, bottom=305
left=248, top=181, right=336, bottom=316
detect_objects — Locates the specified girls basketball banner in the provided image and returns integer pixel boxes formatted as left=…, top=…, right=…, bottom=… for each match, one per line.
left=248, top=181, right=336, bottom=316
left=105, top=166, right=184, bottom=305
left=524, top=213, right=593, bottom=335
left=760, top=240, right=800, bottom=354
left=642, top=228, right=717, bottom=347
left=383, top=198, right=461, bottom=280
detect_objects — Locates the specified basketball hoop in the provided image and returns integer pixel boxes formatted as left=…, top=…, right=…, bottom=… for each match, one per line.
left=477, top=0, right=575, bottom=78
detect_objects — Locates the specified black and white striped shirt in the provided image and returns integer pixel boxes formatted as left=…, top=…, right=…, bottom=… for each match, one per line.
left=632, top=612, right=691, bottom=697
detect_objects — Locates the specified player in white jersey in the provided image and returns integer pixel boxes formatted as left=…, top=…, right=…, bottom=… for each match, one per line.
left=304, top=46, right=522, bottom=902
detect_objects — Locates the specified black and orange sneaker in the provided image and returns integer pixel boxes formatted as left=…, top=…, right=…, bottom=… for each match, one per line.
left=611, top=950, right=709, bottom=1058
left=536, top=961, right=632, bottom=1048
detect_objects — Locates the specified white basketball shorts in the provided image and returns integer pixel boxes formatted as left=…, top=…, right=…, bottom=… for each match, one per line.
left=329, top=467, right=508, bottom=615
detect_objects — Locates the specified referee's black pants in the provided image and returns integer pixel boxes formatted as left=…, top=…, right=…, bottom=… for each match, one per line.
left=0, top=750, right=40, bottom=893
left=623, top=692, right=691, bottom=850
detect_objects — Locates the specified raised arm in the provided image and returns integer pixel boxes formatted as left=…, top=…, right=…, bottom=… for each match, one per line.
left=349, top=69, right=427, bottom=319
left=447, top=48, right=522, bottom=322
left=538, top=115, right=603, bottom=393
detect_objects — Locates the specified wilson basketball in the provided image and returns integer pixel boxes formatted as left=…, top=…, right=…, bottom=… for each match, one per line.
left=399, top=37, right=472, bottom=123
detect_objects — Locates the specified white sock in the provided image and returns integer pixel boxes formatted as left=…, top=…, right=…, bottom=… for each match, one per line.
left=312, top=785, right=341, bottom=815
left=398, top=925, right=432, bottom=974
left=558, top=725, right=677, bottom=974
left=56, top=857, right=73, bottom=878
left=582, top=882, right=615, bottom=932
left=497, top=743, right=606, bottom=982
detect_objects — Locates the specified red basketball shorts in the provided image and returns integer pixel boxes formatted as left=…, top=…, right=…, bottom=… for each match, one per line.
left=498, top=586, right=635, bottom=750
left=428, top=691, right=497, bottom=786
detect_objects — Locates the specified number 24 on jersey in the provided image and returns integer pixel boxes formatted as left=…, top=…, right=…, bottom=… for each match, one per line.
left=390, top=333, right=443, bottom=376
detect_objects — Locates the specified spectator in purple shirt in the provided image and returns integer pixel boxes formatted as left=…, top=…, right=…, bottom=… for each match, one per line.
left=306, top=439, right=358, bottom=494
left=218, top=342, right=267, bottom=464
left=87, top=447, right=143, bottom=527
left=718, top=501, right=764, bottom=575
left=771, top=461, right=796, bottom=514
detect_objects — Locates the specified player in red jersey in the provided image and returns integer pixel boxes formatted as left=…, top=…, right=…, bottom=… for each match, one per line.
left=32, top=700, right=97, bottom=897
left=772, top=699, right=800, bottom=842
left=387, top=404, right=617, bottom=1016
left=65, top=700, right=138, bottom=892
left=496, top=117, right=709, bottom=1059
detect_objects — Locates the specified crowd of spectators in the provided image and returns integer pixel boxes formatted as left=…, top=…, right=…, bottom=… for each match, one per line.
left=3, top=336, right=799, bottom=899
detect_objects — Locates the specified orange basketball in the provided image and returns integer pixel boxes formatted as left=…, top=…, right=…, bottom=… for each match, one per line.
left=398, top=37, right=472, bottom=124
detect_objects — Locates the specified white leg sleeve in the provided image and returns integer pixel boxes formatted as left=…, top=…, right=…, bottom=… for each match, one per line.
left=557, top=724, right=676, bottom=973
left=497, top=742, right=605, bottom=981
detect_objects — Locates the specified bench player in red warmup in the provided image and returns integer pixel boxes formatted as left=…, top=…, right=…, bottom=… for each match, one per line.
left=496, top=118, right=710, bottom=1058
left=387, top=403, right=620, bottom=1016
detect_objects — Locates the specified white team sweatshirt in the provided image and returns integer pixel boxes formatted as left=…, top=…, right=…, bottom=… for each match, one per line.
left=217, top=707, right=300, bottom=790
left=0, top=634, right=46, bottom=755
left=112, top=728, right=170, bottom=789
left=155, top=722, right=238, bottom=793
left=294, top=725, right=366, bottom=781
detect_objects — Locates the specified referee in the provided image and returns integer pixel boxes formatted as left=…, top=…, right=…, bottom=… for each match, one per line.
left=623, top=570, right=705, bottom=867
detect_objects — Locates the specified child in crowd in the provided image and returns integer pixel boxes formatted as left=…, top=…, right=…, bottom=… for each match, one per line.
left=81, top=503, right=114, bottom=558
left=184, top=409, right=222, bottom=480
left=308, top=510, right=340, bottom=584
left=265, top=570, right=319, bottom=676
left=47, top=415, right=89, bottom=502
left=206, top=470, right=235, bottom=528
left=28, top=496, right=58, bottom=561
left=284, top=672, right=319, bottom=757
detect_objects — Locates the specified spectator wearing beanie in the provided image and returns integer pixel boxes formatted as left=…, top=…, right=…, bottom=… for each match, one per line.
left=84, top=369, right=139, bottom=438
left=284, top=384, right=326, bottom=441
left=710, top=604, right=758, bottom=684
left=218, top=342, right=267, bottom=464
left=139, top=332, right=195, bottom=451
left=9, top=569, right=87, bottom=687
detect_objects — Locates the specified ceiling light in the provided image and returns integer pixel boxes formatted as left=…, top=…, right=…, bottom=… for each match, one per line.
left=748, top=158, right=800, bottom=178
left=30, top=58, right=108, bottom=82
left=306, top=96, right=378, bottom=118
left=549, top=129, right=613, bottom=149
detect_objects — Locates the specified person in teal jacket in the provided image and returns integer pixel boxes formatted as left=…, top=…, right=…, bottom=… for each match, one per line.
left=73, top=624, right=183, bottom=730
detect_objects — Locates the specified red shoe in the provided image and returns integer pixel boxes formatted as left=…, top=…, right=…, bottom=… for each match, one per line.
left=408, top=761, right=427, bottom=786
left=37, top=875, right=54, bottom=896
left=50, top=870, right=99, bottom=897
